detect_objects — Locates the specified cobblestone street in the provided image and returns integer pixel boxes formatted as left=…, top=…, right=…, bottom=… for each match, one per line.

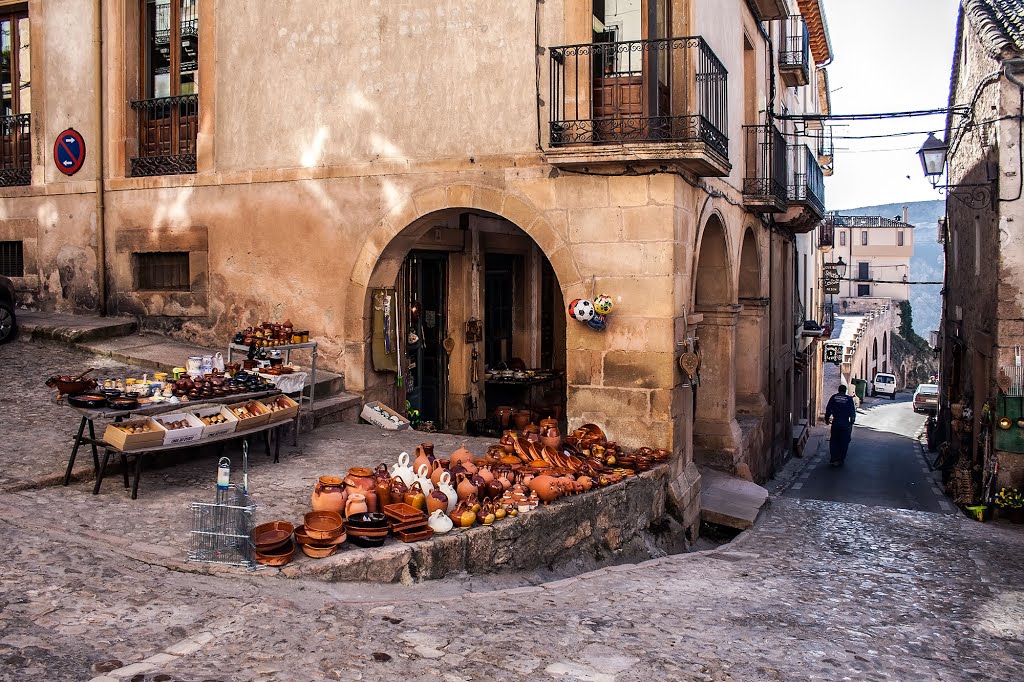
left=2, top=342, right=1024, bottom=681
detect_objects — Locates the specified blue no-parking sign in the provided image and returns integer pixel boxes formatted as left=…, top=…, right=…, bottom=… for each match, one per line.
left=53, top=129, right=86, bottom=176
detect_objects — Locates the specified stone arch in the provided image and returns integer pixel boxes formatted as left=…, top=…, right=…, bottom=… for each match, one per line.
left=738, top=227, right=761, bottom=299
left=343, top=183, right=582, bottom=402
left=882, top=331, right=888, bottom=356
left=872, top=338, right=878, bottom=361
left=693, top=213, right=734, bottom=306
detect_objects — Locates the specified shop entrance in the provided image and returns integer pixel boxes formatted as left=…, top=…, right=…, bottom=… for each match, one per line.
left=402, top=251, right=448, bottom=429
left=365, top=207, right=567, bottom=436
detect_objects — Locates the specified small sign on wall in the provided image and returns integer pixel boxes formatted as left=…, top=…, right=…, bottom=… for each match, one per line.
left=53, top=129, right=86, bottom=176
left=824, top=343, right=843, bottom=365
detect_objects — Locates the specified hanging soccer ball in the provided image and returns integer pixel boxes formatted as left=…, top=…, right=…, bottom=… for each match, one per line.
left=569, top=298, right=596, bottom=322
left=593, top=294, right=614, bottom=316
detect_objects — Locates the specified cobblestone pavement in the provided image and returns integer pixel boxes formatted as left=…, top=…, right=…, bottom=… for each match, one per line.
left=2, top=492, right=1022, bottom=681
left=3, top=341, right=1024, bottom=681
left=0, top=341, right=154, bottom=491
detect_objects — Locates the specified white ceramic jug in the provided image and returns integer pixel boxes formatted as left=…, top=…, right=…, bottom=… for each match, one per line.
left=390, top=452, right=416, bottom=487
left=415, top=463, right=435, bottom=495
left=212, top=352, right=225, bottom=372
left=186, top=356, right=203, bottom=376
left=427, top=509, right=454, bottom=534
left=437, top=471, right=458, bottom=513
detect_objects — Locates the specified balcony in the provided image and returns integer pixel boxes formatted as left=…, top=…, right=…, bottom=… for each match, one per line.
left=742, top=124, right=788, bottom=212
left=0, top=114, right=31, bottom=187
left=776, top=144, right=825, bottom=232
left=818, top=220, right=834, bottom=252
left=778, top=17, right=810, bottom=87
left=751, top=0, right=790, bottom=20
left=547, top=36, right=730, bottom=176
left=130, top=95, right=198, bottom=177
left=816, top=127, right=834, bottom=176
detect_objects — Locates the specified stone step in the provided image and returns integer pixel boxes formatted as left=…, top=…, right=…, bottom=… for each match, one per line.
left=17, top=310, right=138, bottom=343
left=298, top=392, right=363, bottom=432
left=699, top=467, right=768, bottom=530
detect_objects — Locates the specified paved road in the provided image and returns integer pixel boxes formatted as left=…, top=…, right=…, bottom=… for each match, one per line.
left=785, top=393, right=953, bottom=513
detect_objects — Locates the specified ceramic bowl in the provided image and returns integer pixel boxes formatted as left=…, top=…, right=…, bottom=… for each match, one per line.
left=347, top=534, right=387, bottom=548
left=255, top=540, right=295, bottom=567
left=346, top=512, right=387, bottom=529
left=299, top=542, right=339, bottom=559
left=303, top=511, right=344, bottom=540
left=252, top=520, right=295, bottom=552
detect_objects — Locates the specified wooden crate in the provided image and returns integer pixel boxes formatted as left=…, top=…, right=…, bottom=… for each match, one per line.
left=261, top=394, right=299, bottom=423
left=190, top=405, right=239, bottom=439
left=227, top=400, right=272, bottom=430
left=103, top=419, right=166, bottom=451
left=151, top=412, right=206, bottom=446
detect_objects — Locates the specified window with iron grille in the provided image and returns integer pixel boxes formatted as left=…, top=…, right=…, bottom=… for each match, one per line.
left=0, top=240, right=24, bottom=277
left=130, top=0, right=199, bottom=177
left=1, top=6, right=32, bottom=187
left=857, top=284, right=870, bottom=297
left=134, top=251, right=190, bottom=290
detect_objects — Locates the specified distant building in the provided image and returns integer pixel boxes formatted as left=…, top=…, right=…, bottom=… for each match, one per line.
left=828, top=213, right=914, bottom=302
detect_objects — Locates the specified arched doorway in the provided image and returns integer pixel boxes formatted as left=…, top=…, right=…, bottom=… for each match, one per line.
left=882, top=331, right=888, bottom=373
left=872, top=338, right=878, bottom=378
left=735, top=227, right=767, bottom=415
left=693, top=214, right=741, bottom=453
left=360, top=207, right=568, bottom=435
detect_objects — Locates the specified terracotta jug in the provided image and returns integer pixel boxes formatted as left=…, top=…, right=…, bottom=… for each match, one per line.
left=451, top=445, right=475, bottom=469
left=449, top=501, right=477, bottom=528
left=311, top=476, right=346, bottom=514
left=485, top=478, right=504, bottom=500
left=404, top=481, right=426, bottom=511
left=456, top=472, right=478, bottom=501
left=413, top=445, right=432, bottom=474
left=390, top=477, right=408, bottom=504
left=477, top=464, right=495, bottom=485
left=345, top=493, right=368, bottom=518
left=500, top=430, right=517, bottom=454
left=429, top=460, right=447, bottom=487
left=344, top=467, right=375, bottom=498
left=374, top=464, right=393, bottom=508
left=426, top=489, right=449, bottom=514
left=513, top=410, right=531, bottom=430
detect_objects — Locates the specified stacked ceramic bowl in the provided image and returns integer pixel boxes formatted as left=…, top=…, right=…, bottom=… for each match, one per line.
left=252, top=520, right=296, bottom=566
left=345, top=512, right=389, bottom=547
left=297, top=511, right=346, bottom=558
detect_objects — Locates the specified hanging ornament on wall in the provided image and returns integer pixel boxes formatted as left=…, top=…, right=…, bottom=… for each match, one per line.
left=587, top=314, right=607, bottom=331
left=593, top=294, right=614, bottom=316
left=568, top=298, right=596, bottom=322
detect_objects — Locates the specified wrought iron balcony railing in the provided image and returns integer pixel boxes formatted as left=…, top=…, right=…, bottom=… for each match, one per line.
left=130, top=95, right=198, bottom=177
left=818, top=220, right=834, bottom=250
left=0, top=113, right=31, bottom=187
left=548, top=36, right=728, bottom=161
left=778, top=17, right=810, bottom=87
left=788, top=144, right=825, bottom=218
left=742, top=124, right=788, bottom=211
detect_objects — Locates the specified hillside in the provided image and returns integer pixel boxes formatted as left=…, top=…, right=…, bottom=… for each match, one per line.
left=833, top=199, right=945, bottom=339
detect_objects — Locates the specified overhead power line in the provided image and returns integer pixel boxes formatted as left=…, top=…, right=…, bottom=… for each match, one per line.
left=777, top=107, right=969, bottom=122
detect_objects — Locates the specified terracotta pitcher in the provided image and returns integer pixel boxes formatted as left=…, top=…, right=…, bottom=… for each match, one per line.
left=456, top=472, right=478, bottom=501
left=345, top=493, right=368, bottom=518
left=413, top=445, right=432, bottom=474
left=429, top=459, right=448, bottom=487
left=311, top=476, right=346, bottom=514
left=404, top=481, right=426, bottom=511
left=426, top=489, right=449, bottom=514
left=374, top=463, right=393, bottom=508
left=451, top=445, right=475, bottom=469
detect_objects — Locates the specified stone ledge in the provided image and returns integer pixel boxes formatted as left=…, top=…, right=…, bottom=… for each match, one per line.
left=243, top=466, right=681, bottom=584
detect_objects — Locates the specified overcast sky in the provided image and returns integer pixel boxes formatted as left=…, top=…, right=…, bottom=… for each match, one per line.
left=822, top=0, right=961, bottom=211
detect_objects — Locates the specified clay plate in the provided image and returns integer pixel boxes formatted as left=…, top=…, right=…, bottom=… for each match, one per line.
left=394, top=527, right=434, bottom=543
left=294, top=525, right=346, bottom=547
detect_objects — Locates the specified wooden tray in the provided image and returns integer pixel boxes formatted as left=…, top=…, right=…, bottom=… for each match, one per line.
left=390, top=518, right=430, bottom=533
left=394, top=527, right=434, bottom=543
left=382, top=503, right=425, bottom=522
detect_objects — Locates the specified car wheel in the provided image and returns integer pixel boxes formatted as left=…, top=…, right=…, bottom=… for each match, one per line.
left=0, top=302, right=15, bottom=344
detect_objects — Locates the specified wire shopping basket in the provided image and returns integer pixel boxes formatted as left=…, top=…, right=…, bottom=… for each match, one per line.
left=187, top=443, right=256, bottom=568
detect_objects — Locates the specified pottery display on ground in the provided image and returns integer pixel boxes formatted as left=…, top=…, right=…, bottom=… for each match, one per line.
left=311, top=476, right=345, bottom=515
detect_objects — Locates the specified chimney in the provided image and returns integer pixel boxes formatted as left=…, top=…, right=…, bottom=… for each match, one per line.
left=902, top=205, right=909, bottom=224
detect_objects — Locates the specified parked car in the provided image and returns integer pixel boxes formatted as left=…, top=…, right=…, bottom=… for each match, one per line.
left=872, top=372, right=898, bottom=399
left=0, top=275, right=16, bottom=344
left=913, top=383, right=939, bottom=413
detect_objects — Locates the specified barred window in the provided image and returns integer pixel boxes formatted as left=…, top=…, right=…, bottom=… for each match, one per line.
left=134, top=251, right=190, bottom=290
left=0, top=240, right=24, bottom=277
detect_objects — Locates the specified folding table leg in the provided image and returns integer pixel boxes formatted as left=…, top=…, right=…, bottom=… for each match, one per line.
left=274, top=426, right=281, bottom=464
left=93, top=449, right=111, bottom=495
left=120, top=452, right=130, bottom=488
left=131, top=454, right=143, bottom=500
left=87, top=419, right=100, bottom=474
left=64, top=416, right=88, bottom=486
left=263, top=430, right=271, bottom=456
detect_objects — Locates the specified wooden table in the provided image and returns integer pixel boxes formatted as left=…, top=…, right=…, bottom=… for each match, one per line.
left=61, top=389, right=294, bottom=499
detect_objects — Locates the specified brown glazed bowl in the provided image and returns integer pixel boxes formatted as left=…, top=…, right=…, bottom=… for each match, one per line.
left=255, top=540, right=295, bottom=567
left=303, top=511, right=344, bottom=540
left=299, top=542, right=339, bottom=559
left=294, top=525, right=346, bottom=547
left=252, top=520, right=295, bottom=552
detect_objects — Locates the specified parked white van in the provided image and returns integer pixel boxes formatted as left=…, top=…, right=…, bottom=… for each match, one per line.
left=872, top=373, right=897, bottom=399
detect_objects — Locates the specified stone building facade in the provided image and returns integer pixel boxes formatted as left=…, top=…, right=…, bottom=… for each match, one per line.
left=940, top=0, right=1024, bottom=489
left=0, top=0, right=833, bottom=525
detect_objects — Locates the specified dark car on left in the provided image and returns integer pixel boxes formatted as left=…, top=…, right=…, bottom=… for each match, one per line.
left=0, top=275, right=17, bottom=343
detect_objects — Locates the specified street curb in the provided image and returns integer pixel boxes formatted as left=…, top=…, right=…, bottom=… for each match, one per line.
left=18, top=317, right=137, bottom=344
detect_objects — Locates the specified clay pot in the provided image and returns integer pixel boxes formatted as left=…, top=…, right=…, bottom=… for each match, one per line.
left=495, top=406, right=514, bottom=429
left=541, top=435, right=561, bottom=450
left=513, top=410, right=531, bottom=430
left=413, top=445, right=432, bottom=474
left=374, top=465, right=393, bottom=508
left=477, top=465, right=495, bottom=485
left=429, top=460, right=448, bottom=487
left=404, top=481, right=426, bottom=511
left=456, top=472, right=478, bottom=501
left=449, top=501, right=477, bottom=528
left=528, top=475, right=562, bottom=504
left=451, top=446, right=475, bottom=469
left=389, top=477, right=408, bottom=503
left=428, top=509, right=454, bottom=534
left=500, top=431, right=517, bottom=454
left=539, top=418, right=558, bottom=431
left=311, top=476, right=346, bottom=515
left=485, top=479, right=504, bottom=500
left=345, top=493, right=368, bottom=518
left=437, top=472, right=458, bottom=514
left=343, top=467, right=375, bottom=499
left=426, top=489, right=449, bottom=514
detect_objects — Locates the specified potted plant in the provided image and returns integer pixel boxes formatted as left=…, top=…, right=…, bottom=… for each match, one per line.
left=993, top=487, right=1024, bottom=524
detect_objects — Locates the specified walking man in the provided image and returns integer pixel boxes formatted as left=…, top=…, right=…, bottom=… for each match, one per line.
left=825, top=384, right=857, bottom=466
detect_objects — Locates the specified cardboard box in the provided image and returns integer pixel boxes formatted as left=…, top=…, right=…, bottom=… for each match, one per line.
left=102, top=418, right=166, bottom=451
left=227, top=400, right=272, bottom=430
left=261, top=394, right=299, bottom=423
left=360, top=401, right=411, bottom=430
left=190, top=405, right=239, bottom=439
left=151, top=412, right=206, bottom=446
